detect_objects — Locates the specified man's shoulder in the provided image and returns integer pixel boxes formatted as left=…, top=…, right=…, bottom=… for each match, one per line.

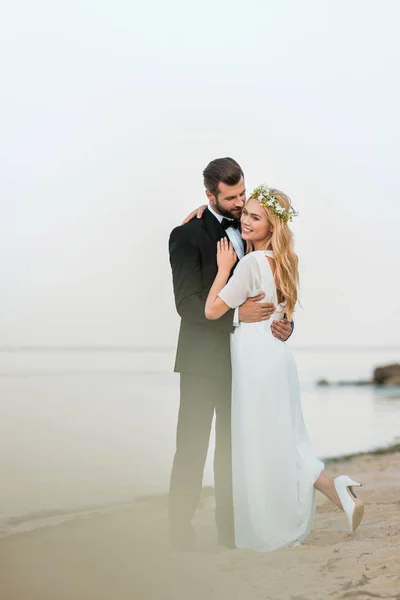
left=170, top=217, right=204, bottom=242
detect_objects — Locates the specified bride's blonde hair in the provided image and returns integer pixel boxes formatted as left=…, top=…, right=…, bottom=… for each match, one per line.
left=247, top=188, right=299, bottom=320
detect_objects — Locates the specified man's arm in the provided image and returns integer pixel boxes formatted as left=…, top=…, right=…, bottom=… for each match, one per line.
left=169, top=226, right=235, bottom=332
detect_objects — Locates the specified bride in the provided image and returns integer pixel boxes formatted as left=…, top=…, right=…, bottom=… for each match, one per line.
left=205, top=185, right=364, bottom=551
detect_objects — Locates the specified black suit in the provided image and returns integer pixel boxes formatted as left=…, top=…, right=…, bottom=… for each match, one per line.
left=168, top=208, right=238, bottom=547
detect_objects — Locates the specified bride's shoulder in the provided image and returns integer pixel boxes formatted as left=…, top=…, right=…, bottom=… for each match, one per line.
left=236, top=252, right=262, bottom=273
left=239, top=252, right=261, bottom=265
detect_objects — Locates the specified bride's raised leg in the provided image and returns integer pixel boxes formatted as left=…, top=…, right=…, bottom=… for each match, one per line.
left=314, top=471, right=342, bottom=508
left=314, top=471, right=364, bottom=533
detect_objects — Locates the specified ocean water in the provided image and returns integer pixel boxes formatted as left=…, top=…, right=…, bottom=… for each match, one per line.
left=0, top=347, right=399, bottom=537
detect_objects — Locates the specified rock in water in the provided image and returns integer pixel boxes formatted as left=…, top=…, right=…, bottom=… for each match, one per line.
left=373, top=363, right=400, bottom=385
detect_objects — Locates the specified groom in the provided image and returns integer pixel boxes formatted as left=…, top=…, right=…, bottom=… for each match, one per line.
left=168, top=157, right=292, bottom=550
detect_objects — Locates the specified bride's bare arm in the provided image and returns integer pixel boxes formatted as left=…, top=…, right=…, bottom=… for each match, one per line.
left=205, top=239, right=237, bottom=320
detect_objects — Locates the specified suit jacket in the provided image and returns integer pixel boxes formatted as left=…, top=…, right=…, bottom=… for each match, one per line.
left=169, top=209, right=238, bottom=378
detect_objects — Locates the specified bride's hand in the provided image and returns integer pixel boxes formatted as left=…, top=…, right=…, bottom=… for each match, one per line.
left=217, top=238, right=237, bottom=272
left=181, top=204, right=207, bottom=225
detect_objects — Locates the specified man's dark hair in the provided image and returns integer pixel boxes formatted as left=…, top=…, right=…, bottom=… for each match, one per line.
left=203, top=157, right=244, bottom=197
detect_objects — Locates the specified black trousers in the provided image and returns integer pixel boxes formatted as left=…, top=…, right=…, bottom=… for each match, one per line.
left=168, top=372, right=234, bottom=544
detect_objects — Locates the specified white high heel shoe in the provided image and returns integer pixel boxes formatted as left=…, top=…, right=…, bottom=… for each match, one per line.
left=334, top=475, right=364, bottom=533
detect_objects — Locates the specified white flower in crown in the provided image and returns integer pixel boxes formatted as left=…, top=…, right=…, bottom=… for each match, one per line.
left=251, top=184, right=299, bottom=223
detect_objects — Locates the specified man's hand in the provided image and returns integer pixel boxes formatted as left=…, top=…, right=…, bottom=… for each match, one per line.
left=181, top=204, right=207, bottom=225
left=271, top=318, right=292, bottom=342
left=239, top=294, right=275, bottom=323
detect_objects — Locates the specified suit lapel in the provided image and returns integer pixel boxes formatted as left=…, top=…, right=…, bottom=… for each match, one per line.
left=201, top=208, right=241, bottom=270
left=201, top=208, right=229, bottom=245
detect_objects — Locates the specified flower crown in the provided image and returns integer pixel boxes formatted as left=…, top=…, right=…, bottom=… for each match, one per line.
left=251, top=184, right=298, bottom=223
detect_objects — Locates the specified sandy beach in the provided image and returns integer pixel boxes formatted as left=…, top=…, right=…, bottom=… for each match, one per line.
left=0, top=448, right=399, bottom=600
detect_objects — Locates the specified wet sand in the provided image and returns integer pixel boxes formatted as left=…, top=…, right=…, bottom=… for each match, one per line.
left=0, top=449, right=399, bottom=600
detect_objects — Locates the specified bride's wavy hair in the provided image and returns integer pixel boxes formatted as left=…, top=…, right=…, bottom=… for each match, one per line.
left=247, top=188, right=299, bottom=320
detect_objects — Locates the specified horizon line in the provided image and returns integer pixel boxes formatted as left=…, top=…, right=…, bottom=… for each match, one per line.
left=0, top=345, right=399, bottom=353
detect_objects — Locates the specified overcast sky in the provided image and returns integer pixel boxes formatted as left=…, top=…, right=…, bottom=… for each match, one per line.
left=1, top=0, right=399, bottom=348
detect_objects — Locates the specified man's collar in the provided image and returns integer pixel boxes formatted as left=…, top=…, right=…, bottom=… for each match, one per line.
left=207, top=204, right=234, bottom=224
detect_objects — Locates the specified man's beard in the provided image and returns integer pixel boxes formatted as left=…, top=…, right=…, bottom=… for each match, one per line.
left=214, top=199, right=242, bottom=220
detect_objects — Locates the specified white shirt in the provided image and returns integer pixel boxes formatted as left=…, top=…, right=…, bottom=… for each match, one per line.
left=207, top=205, right=244, bottom=259
left=207, top=205, right=243, bottom=326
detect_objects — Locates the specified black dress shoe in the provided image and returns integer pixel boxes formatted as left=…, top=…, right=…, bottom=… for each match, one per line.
left=218, top=537, right=236, bottom=549
left=169, top=525, right=196, bottom=551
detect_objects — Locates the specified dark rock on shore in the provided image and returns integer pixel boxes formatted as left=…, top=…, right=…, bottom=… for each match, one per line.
left=317, top=362, right=400, bottom=387
left=316, top=378, right=373, bottom=387
left=373, top=363, right=400, bottom=386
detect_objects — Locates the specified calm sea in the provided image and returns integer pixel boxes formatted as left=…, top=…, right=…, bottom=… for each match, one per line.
left=0, top=347, right=399, bottom=537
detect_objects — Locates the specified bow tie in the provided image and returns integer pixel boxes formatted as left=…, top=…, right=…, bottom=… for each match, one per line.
left=221, top=218, right=240, bottom=230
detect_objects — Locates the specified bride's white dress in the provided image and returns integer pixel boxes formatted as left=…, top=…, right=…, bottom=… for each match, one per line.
left=218, top=250, right=324, bottom=552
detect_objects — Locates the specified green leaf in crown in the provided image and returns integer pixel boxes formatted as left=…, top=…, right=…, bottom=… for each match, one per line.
left=251, top=184, right=299, bottom=223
